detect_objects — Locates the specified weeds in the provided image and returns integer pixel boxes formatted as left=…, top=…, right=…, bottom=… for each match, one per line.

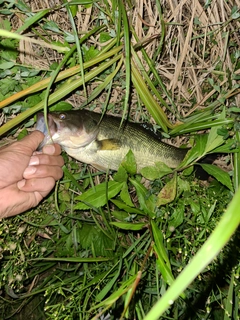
left=0, top=1, right=240, bottom=319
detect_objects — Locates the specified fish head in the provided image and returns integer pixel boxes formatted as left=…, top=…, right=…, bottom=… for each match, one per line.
left=36, top=111, right=99, bottom=150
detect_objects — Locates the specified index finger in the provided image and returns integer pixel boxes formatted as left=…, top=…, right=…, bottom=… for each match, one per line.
left=42, top=143, right=62, bottom=156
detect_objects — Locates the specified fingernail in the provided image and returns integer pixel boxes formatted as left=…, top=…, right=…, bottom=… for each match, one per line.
left=29, top=155, right=39, bottom=166
left=43, top=144, right=55, bottom=155
left=23, top=166, right=37, bottom=176
left=17, top=180, right=26, bottom=189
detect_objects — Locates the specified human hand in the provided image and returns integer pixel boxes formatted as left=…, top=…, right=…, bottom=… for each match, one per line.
left=0, top=131, right=64, bottom=218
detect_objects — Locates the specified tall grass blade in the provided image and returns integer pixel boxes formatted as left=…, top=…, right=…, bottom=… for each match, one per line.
left=144, top=187, right=240, bottom=320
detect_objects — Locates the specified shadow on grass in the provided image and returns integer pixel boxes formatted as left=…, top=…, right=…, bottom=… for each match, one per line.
left=180, top=227, right=240, bottom=320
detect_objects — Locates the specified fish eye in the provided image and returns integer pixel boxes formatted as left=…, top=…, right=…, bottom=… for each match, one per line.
left=59, top=113, right=66, bottom=120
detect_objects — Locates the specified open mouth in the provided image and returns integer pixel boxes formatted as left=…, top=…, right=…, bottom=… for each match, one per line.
left=36, top=112, right=58, bottom=150
left=36, top=113, right=57, bottom=135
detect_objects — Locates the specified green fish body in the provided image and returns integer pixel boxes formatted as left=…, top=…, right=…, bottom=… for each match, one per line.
left=36, top=110, right=187, bottom=172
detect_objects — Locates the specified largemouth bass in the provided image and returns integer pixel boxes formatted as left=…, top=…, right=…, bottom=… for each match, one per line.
left=36, top=109, right=188, bottom=172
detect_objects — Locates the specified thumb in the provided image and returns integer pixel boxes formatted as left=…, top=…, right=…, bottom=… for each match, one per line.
left=18, top=131, right=44, bottom=152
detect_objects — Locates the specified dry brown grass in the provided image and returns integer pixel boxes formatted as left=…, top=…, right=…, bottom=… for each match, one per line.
left=3, top=0, right=240, bottom=118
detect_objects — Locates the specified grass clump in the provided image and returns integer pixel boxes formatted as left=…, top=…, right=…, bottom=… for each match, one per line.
left=0, top=0, right=240, bottom=319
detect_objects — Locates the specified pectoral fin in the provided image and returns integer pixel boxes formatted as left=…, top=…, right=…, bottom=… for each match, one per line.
left=97, top=139, right=121, bottom=150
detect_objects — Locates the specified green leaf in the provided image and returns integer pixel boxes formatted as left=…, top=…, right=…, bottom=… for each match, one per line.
left=140, top=161, right=172, bottom=180
left=228, top=107, right=240, bottom=113
left=204, top=109, right=225, bottom=154
left=43, top=21, right=61, bottom=33
left=96, top=259, right=123, bottom=301
left=151, top=221, right=175, bottom=285
left=1, top=39, right=18, bottom=60
left=182, top=165, right=194, bottom=176
left=231, top=5, right=240, bottom=19
left=177, top=177, right=190, bottom=195
left=91, top=275, right=137, bottom=311
left=0, top=78, right=17, bottom=95
left=17, top=128, right=28, bottom=140
left=169, top=200, right=185, bottom=229
left=157, top=173, right=177, bottom=207
left=100, top=32, right=112, bottom=43
left=140, top=166, right=159, bottom=180
left=199, top=164, right=233, bottom=191
left=82, top=45, right=99, bottom=62
left=131, top=62, right=170, bottom=132
left=120, top=182, right=134, bottom=207
left=151, top=221, right=171, bottom=269
left=0, top=61, right=15, bottom=70
left=69, top=4, right=78, bottom=17
left=194, top=134, right=209, bottom=155
left=224, top=273, right=235, bottom=320
left=68, top=0, right=97, bottom=4
left=78, top=224, right=114, bottom=257
left=205, top=129, right=224, bottom=153
left=179, top=135, right=207, bottom=168
left=121, top=150, right=137, bottom=175
left=210, top=139, right=239, bottom=153
left=179, top=149, right=198, bottom=168
left=110, top=222, right=146, bottom=231
left=111, top=210, right=130, bottom=221
left=217, top=127, right=229, bottom=139
left=111, top=199, right=145, bottom=215
left=130, top=178, right=155, bottom=217
left=0, top=19, right=11, bottom=31
left=49, top=101, right=73, bottom=111
left=74, top=181, right=124, bottom=210
left=113, top=165, right=128, bottom=182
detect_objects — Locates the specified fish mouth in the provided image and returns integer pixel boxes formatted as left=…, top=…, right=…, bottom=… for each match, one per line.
left=36, top=111, right=99, bottom=150
left=36, top=112, right=58, bottom=150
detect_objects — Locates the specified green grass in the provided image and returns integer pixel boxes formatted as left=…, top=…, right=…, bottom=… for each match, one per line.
left=0, top=1, right=240, bottom=319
